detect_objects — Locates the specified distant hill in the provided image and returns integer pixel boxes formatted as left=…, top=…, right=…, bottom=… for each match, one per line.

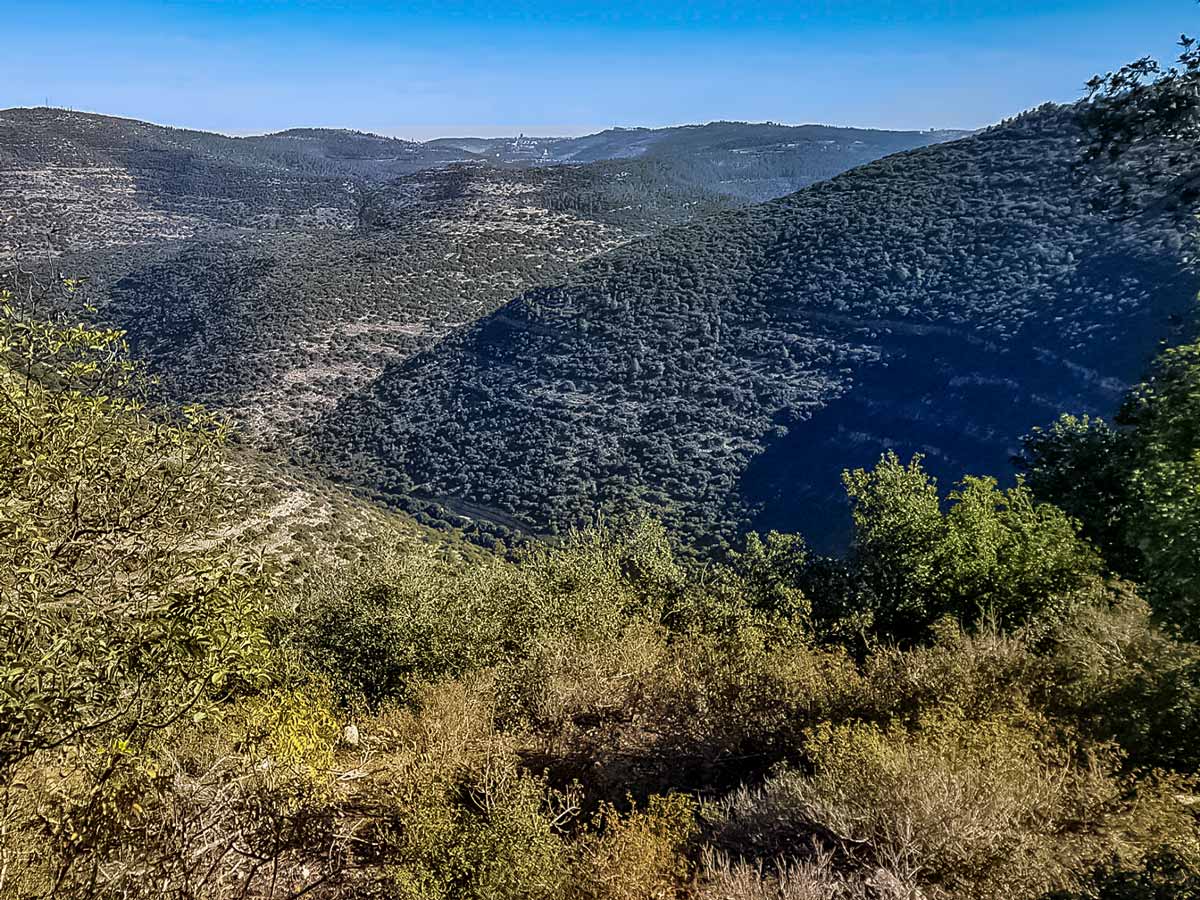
left=0, top=107, right=482, bottom=258
left=310, top=105, right=1199, bottom=550
left=427, top=121, right=967, bottom=164
left=429, top=121, right=970, bottom=202
left=0, top=107, right=474, bottom=177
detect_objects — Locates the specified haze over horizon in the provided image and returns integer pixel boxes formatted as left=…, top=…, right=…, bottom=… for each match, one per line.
left=0, top=111, right=966, bottom=143
left=3, top=0, right=1191, bottom=138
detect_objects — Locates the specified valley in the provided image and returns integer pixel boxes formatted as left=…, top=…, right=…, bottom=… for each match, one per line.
left=5, top=104, right=1196, bottom=549
left=310, top=105, right=1200, bottom=548
left=2, top=108, right=959, bottom=447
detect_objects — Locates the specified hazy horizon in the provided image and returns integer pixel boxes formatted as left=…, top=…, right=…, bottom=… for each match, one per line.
left=3, top=105, right=976, bottom=142
left=4, top=1, right=1190, bottom=138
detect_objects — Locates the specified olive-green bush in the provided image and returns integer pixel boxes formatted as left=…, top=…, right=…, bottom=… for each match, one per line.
left=3, top=303, right=1199, bottom=899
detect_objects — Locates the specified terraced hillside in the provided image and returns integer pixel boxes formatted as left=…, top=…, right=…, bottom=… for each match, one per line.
left=61, top=165, right=662, bottom=443
left=312, top=105, right=1199, bottom=550
left=0, top=108, right=480, bottom=258
left=0, top=110, right=731, bottom=441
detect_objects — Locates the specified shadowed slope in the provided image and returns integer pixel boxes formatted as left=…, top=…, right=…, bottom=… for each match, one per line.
left=311, top=105, right=1198, bottom=549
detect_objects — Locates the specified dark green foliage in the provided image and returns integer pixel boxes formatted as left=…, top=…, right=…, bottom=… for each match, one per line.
left=1120, top=342, right=1200, bottom=635
left=1080, top=32, right=1200, bottom=178
left=1017, top=414, right=1136, bottom=572
left=1072, top=849, right=1200, bottom=900
left=1021, top=340, right=1200, bottom=638
left=719, top=531, right=811, bottom=623
left=1040, top=588, right=1200, bottom=773
left=847, top=454, right=1101, bottom=637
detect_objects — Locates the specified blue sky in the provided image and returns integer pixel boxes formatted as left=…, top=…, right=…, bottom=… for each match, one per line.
left=2, top=1, right=1192, bottom=137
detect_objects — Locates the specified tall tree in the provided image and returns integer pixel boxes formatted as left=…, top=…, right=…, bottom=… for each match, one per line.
left=1119, top=342, right=1200, bottom=636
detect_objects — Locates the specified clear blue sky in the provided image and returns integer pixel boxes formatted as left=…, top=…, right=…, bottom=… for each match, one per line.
left=2, top=1, right=1192, bottom=137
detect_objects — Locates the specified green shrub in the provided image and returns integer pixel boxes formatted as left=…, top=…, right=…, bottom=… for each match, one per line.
left=1040, top=586, right=1200, bottom=773
left=839, top=452, right=1101, bottom=642
left=1021, top=340, right=1200, bottom=638
left=0, top=299, right=274, bottom=774
left=293, top=519, right=679, bottom=705
left=1017, top=414, right=1136, bottom=573
left=1120, top=342, right=1200, bottom=638
left=704, top=711, right=1175, bottom=900
left=573, top=794, right=696, bottom=900
left=503, top=617, right=861, bottom=801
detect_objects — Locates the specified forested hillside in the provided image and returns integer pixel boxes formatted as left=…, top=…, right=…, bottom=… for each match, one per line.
left=33, top=166, right=650, bottom=442
left=5, top=110, right=948, bottom=444
left=313, top=104, right=1199, bottom=549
